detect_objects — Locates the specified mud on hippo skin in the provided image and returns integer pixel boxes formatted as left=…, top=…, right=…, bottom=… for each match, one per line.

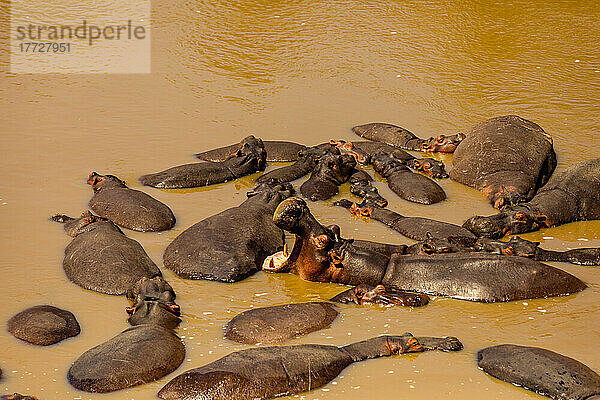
left=478, top=344, right=600, bottom=400
left=300, top=152, right=357, bottom=201
left=51, top=211, right=162, bottom=295
left=126, top=276, right=181, bottom=330
left=464, top=157, right=600, bottom=238
left=163, top=181, right=294, bottom=282
left=371, top=152, right=446, bottom=205
left=450, top=115, right=557, bottom=209
left=87, top=172, right=176, bottom=232
left=330, top=284, right=430, bottom=307
left=140, top=135, right=267, bottom=189
left=158, top=333, right=462, bottom=400
left=195, top=139, right=307, bottom=163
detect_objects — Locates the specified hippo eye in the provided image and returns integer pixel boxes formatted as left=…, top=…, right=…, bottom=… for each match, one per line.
left=413, top=160, right=421, bottom=168
left=441, top=247, right=451, bottom=253
left=436, top=136, right=445, bottom=143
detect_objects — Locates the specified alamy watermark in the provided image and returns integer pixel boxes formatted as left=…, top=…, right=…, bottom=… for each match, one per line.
left=10, top=1, right=151, bottom=73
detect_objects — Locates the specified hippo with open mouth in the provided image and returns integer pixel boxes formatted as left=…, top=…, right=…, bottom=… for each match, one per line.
left=450, top=115, right=557, bottom=209
left=158, top=333, right=462, bottom=400
left=267, top=197, right=586, bottom=302
left=140, top=135, right=267, bottom=188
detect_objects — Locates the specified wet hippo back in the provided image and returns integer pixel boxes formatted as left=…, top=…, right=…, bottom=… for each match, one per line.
left=63, top=221, right=161, bottom=295
left=478, top=344, right=600, bottom=400
left=382, top=253, right=586, bottom=302
left=450, top=115, right=556, bottom=208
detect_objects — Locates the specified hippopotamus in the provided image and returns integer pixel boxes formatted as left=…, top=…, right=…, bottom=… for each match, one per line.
left=195, top=139, right=307, bottom=162
left=478, top=344, right=600, bottom=400
left=140, top=135, right=266, bottom=188
left=87, top=172, right=175, bottom=232
left=7, top=305, right=80, bottom=346
left=163, top=181, right=294, bottom=282
left=300, top=152, right=358, bottom=201
left=158, top=333, right=462, bottom=400
left=464, top=157, right=600, bottom=238
left=1, top=394, right=38, bottom=400
left=224, top=302, right=338, bottom=345
left=52, top=212, right=161, bottom=295
left=126, top=276, right=181, bottom=330
left=450, top=115, right=557, bottom=209
left=335, top=199, right=476, bottom=241
left=330, top=284, right=430, bottom=307
left=352, top=122, right=464, bottom=153
left=475, top=236, right=600, bottom=266
left=348, top=170, right=388, bottom=207
left=269, top=197, right=586, bottom=302
left=371, top=152, right=446, bottom=204
left=68, top=324, right=185, bottom=393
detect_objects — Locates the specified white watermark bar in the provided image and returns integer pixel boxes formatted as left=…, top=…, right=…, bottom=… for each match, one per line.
left=10, top=0, right=151, bottom=73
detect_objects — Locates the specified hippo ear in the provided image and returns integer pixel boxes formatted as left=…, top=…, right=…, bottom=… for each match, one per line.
left=502, top=246, right=514, bottom=256
left=436, top=135, right=446, bottom=143
left=513, top=211, right=528, bottom=222
left=532, top=213, right=551, bottom=227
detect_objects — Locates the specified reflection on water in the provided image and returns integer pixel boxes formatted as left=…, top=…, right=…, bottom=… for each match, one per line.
left=0, top=0, right=599, bottom=399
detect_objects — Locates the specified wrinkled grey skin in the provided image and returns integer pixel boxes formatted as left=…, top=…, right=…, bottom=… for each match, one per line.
left=300, top=153, right=357, bottom=201
left=383, top=253, right=586, bottom=302
left=330, top=284, right=430, bottom=307
left=195, top=140, right=307, bottom=162
left=1, top=394, right=38, bottom=400
left=450, top=115, right=557, bottom=209
left=126, top=277, right=181, bottom=330
left=140, top=135, right=267, bottom=189
left=353, top=123, right=464, bottom=152
left=7, top=305, right=80, bottom=346
left=68, top=325, right=185, bottom=393
left=478, top=345, right=600, bottom=400
left=348, top=170, right=388, bottom=207
left=464, top=158, right=600, bottom=238
left=163, top=182, right=295, bottom=282
left=335, top=199, right=476, bottom=241
left=224, top=302, right=339, bottom=345
left=158, top=333, right=462, bottom=400
left=52, top=212, right=161, bottom=295
left=274, top=198, right=585, bottom=302
left=256, top=144, right=336, bottom=185
left=371, top=152, right=446, bottom=204
left=87, top=172, right=175, bottom=232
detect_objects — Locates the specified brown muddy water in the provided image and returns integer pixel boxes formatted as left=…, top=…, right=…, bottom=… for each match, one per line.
left=1, top=0, right=599, bottom=399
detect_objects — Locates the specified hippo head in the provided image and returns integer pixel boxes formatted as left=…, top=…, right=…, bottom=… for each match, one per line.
left=1, top=394, right=39, bottom=400
left=87, top=172, right=127, bottom=191
left=463, top=210, right=551, bottom=239
left=475, top=236, right=540, bottom=258
left=329, top=139, right=370, bottom=164
left=312, top=153, right=357, bottom=184
left=246, top=180, right=295, bottom=206
left=371, top=152, right=405, bottom=177
left=230, top=135, right=267, bottom=171
left=51, top=210, right=114, bottom=237
left=405, top=157, right=449, bottom=179
left=331, top=284, right=430, bottom=307
left=126, top=276, right=181, bottom=330
left=416, top=232, right=454, bottom=255
left=266, top=197, right=346, bottom=281
left=420, top=133, right=465, bottom=153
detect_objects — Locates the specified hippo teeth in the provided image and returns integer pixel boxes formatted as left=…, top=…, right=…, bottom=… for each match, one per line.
left=262, top=244, right=290, bottom=272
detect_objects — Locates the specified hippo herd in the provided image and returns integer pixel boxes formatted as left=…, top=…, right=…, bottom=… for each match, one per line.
left=3, top=115, right=600, bottom=400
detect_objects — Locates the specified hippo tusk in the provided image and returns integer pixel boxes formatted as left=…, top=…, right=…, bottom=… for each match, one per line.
left=262, top=244, right=290, bottom=272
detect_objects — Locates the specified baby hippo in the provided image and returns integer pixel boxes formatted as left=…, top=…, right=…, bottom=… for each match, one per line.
left=88, top=172, right=175, bottom=232
left=331, top=284, right=430, bottom=307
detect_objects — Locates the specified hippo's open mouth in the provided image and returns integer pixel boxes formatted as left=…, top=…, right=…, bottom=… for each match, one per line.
left=262, top=244, right=290, bottom=272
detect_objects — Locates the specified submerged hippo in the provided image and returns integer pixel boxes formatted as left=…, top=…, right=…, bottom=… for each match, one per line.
left=126, top=276, right=182, bottom=330
left=224, top=302, right=339, bottom=345
left=256, top=145, right=337, bottom=185
left=300, top=152, right=357, bottom=201
left=1, top=395, right=38, bottom=400
left=450, top=115, right=557, bottom=209
left=464, top=157, right=600, bottom=238
left=335, top=199, right=476, bottom=241
left=163, top=181, right=294, bottom=282
left=68, top=324, right=185, bottom=393
left=52, top=212, right=161, bottom=295
left=348, top=170, right=388, bottom=207
left=478, top=344, right=600, bottom=400
left=269, top=197, right=586, bottom=302
left=371, top=152, right=446, bottom=204
left=7, top=305, right=80, bottom=346
left=352, top=123, right=464, bottom=152
left=330, top=284, right=430, bottom=307
left=87, top=172, right=175, bottom=232
left=195, top=139, right=307, bottom=162
left=140, top=135, right=266, bottom=189
left=158, top=333, right=462, bottom=400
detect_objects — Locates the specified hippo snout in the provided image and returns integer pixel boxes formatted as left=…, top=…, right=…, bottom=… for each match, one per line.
left=273, top=197, right=307, bottom=232
left=463, top=216, right=505, bottom=239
